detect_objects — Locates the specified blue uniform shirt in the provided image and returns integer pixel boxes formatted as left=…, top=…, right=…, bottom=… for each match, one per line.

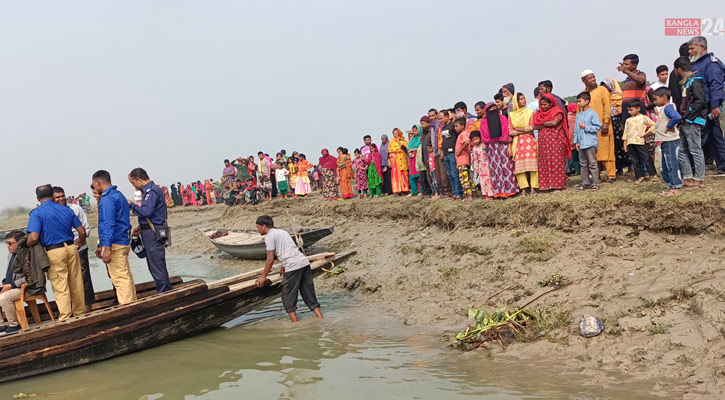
left=130, top=181, right=166, bottom=225
left=26, top=200, right=82, bottom=246
left=573, top=108, right=602, bottom=150
left=98, top=185, right=132, bottom=247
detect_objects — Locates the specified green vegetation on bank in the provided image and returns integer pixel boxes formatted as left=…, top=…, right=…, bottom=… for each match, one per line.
left=0, top=206, right=32, bottom=230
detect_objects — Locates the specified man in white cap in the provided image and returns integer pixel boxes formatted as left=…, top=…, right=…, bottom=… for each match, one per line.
left=580, top=69, right=615, bottom=182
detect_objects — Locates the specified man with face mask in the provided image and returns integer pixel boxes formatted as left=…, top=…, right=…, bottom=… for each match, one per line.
left=688, top=36, right=725, bottom=174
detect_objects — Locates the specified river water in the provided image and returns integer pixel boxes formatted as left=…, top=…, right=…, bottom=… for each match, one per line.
left=0, top=244, right=661, bottom=399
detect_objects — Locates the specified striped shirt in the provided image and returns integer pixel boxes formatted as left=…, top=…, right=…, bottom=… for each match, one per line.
left=621, top=70, right=647, bottom=103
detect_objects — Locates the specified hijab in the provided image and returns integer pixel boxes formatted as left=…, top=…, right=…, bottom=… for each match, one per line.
left=481, top=103, right=510, bottom=143
left=379, top=134, right=389, bottom=162
left=408, top=125, right=422, bottom=151
left=318, top=149, right=338, bottom=170
left=509, top=93, right=534, bottom=128
left=532, top=94, right=565, bottom=126
left=368, top=144, right=383, bottom=178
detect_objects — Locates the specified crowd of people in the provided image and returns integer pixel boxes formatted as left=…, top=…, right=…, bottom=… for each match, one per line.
left=1, top=168, right=172, bottom=334
left=161, top=36, right=724, bottom=205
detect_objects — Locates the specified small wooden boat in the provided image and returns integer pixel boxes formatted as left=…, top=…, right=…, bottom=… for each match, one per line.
left=202, top=227, right=334, bottom=259
left=0, top=251, right=353, bottom=383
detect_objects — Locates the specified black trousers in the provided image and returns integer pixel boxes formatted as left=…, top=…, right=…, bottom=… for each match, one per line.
left=382, top=167, right=393, bottom=194
left=280, top=265, right=319, bottom=313
left=78, top=248, right=95, bottom=306
left=627, top=144, right=656, bottom=179
left=140, top=230, right=172, bottom=293
left=419, top=169, right=432, bottom=195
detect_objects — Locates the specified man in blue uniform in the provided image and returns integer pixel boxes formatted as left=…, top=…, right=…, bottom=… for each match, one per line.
left=127, top=168, right=172, bottom=293
left=26, top=184, right=87, bottom=320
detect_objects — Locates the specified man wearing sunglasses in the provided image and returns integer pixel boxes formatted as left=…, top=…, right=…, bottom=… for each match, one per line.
left=1, top=231, right=27, bottom=334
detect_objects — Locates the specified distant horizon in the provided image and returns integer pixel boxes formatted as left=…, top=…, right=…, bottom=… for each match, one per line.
left=1, top=1, right=719, bottom=208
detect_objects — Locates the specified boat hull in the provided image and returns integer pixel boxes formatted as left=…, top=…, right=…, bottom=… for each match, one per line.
left=206, top=227, right=334, bottom=259
left=0, top=252, right=350, bottom=384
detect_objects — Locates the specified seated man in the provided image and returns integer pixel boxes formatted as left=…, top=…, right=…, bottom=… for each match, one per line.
left=1, top=230, right=45, bottom=334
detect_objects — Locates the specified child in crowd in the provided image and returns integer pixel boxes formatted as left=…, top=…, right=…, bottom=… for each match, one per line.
left=427, top=143, right=441, bottom=199
left=566, top=103, right=580, bottom=176
left=352, top=148, right=368, bottom=198
left=652, top=86, right=683, bottom=196
left=622, top=99, right=657, bottom=183
left=573, top=92, right=602, bottom=190
left=453, top=118, right=473, bottom=202
left=470, top=131, right=494, bottom=199
left=294, top=154, right=313, bottom=197
left=367, top=143, right=383, bottom=197
left=241, top=177, right=263, bottom=205
left=275, top=162, right=290, bottom=198
left=312, top=167, right=321, bottom=190
left=674, top=56, right=707, bottom=188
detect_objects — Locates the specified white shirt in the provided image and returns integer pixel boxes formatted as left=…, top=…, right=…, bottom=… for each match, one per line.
left=650, top=81, right=666, bottom=91
left=275, top=168, right=289, bottom=182
left=68, top=203, right=91, bottom=251
left=264, top=228, right=308, bottom=273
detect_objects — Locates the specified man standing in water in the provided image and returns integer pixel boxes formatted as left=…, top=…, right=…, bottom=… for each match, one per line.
left=254, top=215, right=322, bottom=322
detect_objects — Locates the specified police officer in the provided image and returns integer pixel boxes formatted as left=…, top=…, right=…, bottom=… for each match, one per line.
left=127, top=168, right=172, bottom=293
left=26, top=184, right=87, bottom=320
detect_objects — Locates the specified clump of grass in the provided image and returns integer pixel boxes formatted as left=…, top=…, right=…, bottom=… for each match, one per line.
left=517, top=310, right=571, bottom=342
left=538, top=273, right=570, bottom=288
left=589, top=292, right=604, bottom=301
left=323, top=266, right=346, bottom=278
left=518, top=232, right=556, bottom=262
left=650, top=323, right=669, bottom=335
left=639, top=297, right=663, bottom=309
left=450, top=242, right=492, bottom=258
left=437, top=266, right=458, bottom=278
left=669, top=287, right=696, bottom=302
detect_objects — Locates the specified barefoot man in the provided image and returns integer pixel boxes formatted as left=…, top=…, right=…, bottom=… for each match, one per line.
left=254, top=215, right=323, bottom=322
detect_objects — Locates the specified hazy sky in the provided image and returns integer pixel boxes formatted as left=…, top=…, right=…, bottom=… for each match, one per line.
left=1, top=1, right=721, bottom=207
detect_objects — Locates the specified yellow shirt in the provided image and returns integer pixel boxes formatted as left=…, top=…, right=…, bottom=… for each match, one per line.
left=623, top=114, right=655, bottom=146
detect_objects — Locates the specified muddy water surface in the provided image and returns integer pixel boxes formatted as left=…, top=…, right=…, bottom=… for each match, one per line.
left=0, top=246, right=663, bottom=400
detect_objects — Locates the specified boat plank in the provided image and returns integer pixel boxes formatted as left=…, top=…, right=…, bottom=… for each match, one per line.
left=0, top=281, right=210, bottom=349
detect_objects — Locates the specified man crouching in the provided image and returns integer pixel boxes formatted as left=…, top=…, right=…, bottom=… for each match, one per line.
left=254, top=215, right=322, bottom=322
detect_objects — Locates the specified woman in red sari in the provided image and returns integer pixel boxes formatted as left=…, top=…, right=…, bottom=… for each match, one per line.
left=319, top=149, right=340, bottom=200
left=532, top=94, right=570, bottom=190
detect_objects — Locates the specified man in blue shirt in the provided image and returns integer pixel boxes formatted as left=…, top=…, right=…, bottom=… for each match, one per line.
left=127, top=168, right=172, bottom=293
left=26, top=184, right=87, bottom=320
left=92, top=170, right=138, bottom=304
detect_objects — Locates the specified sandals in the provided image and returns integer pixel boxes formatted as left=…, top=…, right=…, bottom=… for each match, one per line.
left=576, top=185, right=588, bottom=192
left=660, top=189, right=681, bottom=197
left=590, top=185, right=600, bottom=191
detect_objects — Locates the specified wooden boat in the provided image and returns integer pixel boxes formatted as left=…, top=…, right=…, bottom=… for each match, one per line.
left=0, top=251, right=353, bottom=383
left=202, top=227, right=334, bottom=259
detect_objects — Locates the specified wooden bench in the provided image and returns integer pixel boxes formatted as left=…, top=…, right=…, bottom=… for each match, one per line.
left=13, top=284, right=55, bottom=330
